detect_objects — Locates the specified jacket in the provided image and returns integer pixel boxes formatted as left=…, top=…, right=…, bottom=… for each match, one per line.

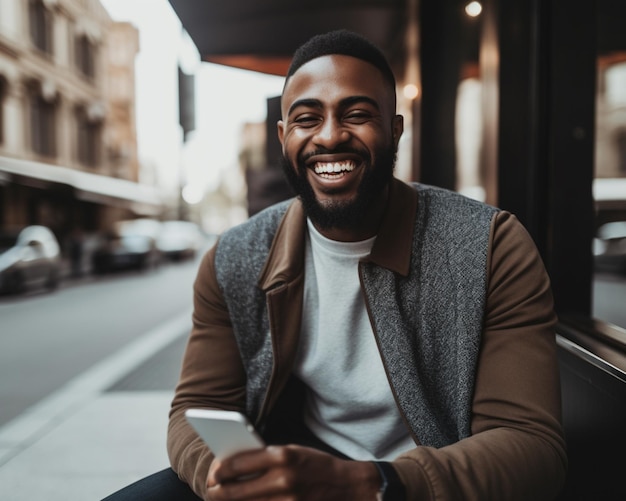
left=168, top=178, right=568, bottom=500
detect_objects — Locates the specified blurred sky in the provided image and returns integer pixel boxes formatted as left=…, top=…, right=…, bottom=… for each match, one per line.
left=100, top=0, right=285, bottom=199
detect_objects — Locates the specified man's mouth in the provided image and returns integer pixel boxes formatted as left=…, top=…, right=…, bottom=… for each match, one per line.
left=313, top=160, right=356, bottom=179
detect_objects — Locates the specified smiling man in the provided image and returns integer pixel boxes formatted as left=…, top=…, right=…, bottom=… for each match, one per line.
left=104, top=29, right=567, bottom=501
left=277, top=49, right=403, bottom=242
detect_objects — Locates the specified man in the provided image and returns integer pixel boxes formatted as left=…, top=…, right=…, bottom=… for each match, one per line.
left=166, top=29, right=567, bottom=500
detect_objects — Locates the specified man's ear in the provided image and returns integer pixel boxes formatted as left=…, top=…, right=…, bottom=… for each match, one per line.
left=392, top=115, right=404, bottom=148
left=277, top=120, right=285, bottom=146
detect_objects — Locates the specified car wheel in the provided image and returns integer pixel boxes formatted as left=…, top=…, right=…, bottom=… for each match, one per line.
left=152, top=253, right=162, bottom=270
left=137, top=255, right=148, bottom=271
left=46, top=269, right=59, bottom=290
left=92, top=260, right=107, bottom=274
left=139, top=253, right=158, bottom=272
left=9, top=271, right=25, bottom=294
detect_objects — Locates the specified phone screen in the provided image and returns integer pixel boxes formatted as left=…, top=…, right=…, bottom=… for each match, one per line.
left=185, top=408, right=265, bottom=459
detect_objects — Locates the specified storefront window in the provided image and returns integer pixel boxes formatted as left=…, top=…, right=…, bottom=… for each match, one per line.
left=592, top=0, right=626, bottom=329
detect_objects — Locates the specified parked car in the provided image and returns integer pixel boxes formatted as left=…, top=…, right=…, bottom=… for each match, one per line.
left=0, top=225, right=62, bottom=294
left=92, top=219, right=162, bottom=274
left=593, top=221, right=626, bottom=274
left=156, top=220, right=203, bottom=261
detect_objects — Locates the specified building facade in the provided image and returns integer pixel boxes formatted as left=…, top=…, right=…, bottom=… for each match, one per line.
left=0, top=0, right=162, bottom=249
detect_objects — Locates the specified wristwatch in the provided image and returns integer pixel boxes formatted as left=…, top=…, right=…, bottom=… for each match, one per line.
left=373, top=461, right=406, bottom=501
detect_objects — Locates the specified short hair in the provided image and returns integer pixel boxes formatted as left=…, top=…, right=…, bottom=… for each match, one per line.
left=285, top=30, right=396, bottom=90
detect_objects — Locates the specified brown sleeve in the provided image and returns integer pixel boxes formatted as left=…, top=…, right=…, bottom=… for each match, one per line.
left=167, top=243, right=248, bottom=499
left=393, top=211, right=568, bottom=500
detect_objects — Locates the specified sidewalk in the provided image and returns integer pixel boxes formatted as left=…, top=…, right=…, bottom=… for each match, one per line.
left=0, top=309, right=192, bottom=500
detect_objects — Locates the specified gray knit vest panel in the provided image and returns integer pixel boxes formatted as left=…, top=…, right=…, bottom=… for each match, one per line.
left=360, top=184, right=497, bottom=447
left=214, top=184, right=497, bottom=448
left=214, top=200, right=292, bottom=420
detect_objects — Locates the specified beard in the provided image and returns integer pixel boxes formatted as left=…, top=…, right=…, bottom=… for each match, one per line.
left=279, top=143, right=397, bottom=231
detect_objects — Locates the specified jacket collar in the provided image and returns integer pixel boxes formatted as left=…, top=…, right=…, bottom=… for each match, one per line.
left=258, top=201, right=307, bottom=291
left=258, top=177, right=417, bottom=290
left=368, top=178, right=417, bottom=277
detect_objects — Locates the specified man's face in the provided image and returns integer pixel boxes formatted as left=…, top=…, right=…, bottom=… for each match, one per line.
left=278, top=55, right=403, bottom=233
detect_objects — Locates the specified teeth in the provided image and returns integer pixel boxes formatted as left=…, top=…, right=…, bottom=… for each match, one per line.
left=314, top=161, right=356, bottom=175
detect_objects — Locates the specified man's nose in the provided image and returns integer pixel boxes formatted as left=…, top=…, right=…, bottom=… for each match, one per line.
left=313, top=119, right=350, bottom=149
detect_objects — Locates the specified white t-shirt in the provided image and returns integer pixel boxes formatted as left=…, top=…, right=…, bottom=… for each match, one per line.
left=293, top=220, right=415, bottom=460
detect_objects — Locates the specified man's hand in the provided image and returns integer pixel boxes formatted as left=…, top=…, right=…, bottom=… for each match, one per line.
left=206, top=445, right=381, bottom=500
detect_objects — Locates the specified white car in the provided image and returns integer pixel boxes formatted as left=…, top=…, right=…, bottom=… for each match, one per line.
left=156, top=220, right=203, bottom=261
left=0, top=225, right=62, bottom=293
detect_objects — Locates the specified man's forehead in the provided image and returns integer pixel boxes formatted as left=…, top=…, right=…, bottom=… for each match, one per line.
left=281, top=54, right=390, bottom=108
left=285, top=54, right=384, bottom=86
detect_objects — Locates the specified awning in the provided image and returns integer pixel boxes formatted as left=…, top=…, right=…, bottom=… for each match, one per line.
left=0, top=156, right=164, bottom=215
left=167, top=0, right=407, bottom=76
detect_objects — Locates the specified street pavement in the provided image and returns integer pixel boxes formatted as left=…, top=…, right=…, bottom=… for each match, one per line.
left=0, top=304, right=192, bottom=500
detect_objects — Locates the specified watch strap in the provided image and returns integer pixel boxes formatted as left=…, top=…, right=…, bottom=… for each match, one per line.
left=373, top=461, right=406, bottom=501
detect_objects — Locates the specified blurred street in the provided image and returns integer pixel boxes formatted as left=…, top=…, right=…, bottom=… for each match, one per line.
left=0, top=254, right=202, bottom=427
left=0, top=241, right=212, bottom=500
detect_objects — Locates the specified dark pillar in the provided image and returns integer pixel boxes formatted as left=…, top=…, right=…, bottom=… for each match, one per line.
left=418, top=0, right=464, bottom=190
left=482, top=0, right=595, bottom=316
left=543, top=0, right=595, bottom=316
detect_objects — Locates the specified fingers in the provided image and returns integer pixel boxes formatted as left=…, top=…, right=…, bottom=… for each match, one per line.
left=215, top=446, right=304, bottom=482
left=206, top=446, right=303, bottom=500
left=208, top=468, right=287, bottom=500
left=206, top=445, right=350, bottom=500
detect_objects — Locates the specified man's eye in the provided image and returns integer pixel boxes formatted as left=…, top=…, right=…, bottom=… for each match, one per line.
left=345, top=111, right=371, bottom=122
left=293, top=115, right=318, bottom=126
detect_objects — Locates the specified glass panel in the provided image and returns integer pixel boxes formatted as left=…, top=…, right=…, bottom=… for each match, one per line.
left=76, top=108, right=100, bottom=167
left=593, top=0, right=626, bottom=329
left=76, top=36, right=96, bottom=80
left=31, top=94, right=56, bottom=157
left=28, top=0, right=52, bottom=55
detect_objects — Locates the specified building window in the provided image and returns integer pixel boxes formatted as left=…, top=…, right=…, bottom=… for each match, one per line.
left=28, top=0, right=53, bottom=56
left=75, top=35, right=96, bottom=80
left=76, top=105, right=102, bottom=167
left=30, top=90, right=57, bottom=157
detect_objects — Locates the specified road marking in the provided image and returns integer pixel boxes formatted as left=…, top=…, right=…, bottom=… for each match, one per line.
left=0, top=309, right=192, bottom=466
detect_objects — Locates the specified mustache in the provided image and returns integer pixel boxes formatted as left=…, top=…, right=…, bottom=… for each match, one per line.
left=300, top=146, right=371, bottom=164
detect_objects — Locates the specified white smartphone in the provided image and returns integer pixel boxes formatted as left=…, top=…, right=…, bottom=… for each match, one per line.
left=185, top=408, right=265, bottom=459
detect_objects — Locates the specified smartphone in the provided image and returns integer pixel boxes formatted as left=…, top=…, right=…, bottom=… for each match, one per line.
left=185, top=408, right=265, bottom=459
